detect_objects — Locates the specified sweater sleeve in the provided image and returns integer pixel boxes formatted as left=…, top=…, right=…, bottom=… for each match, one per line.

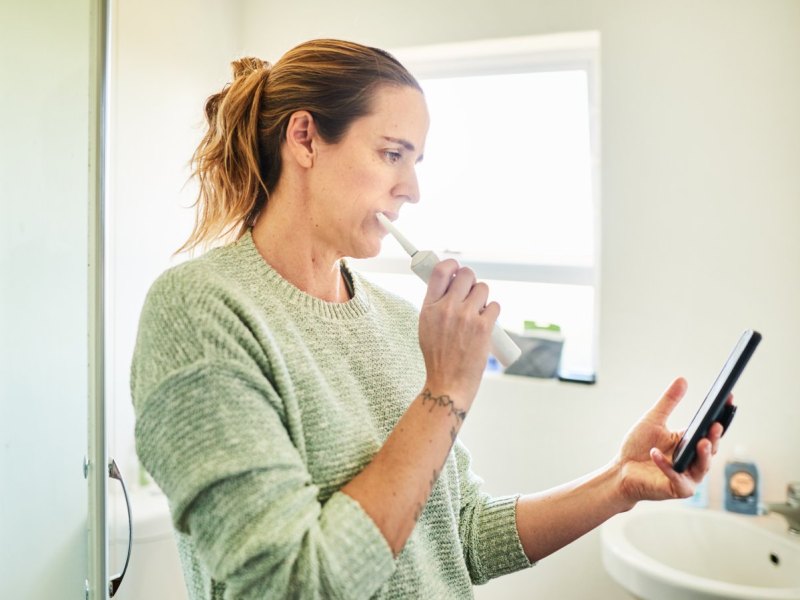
left=131, top=269, right=396, bottom=599
left=453, top=440, right=534, bottom=584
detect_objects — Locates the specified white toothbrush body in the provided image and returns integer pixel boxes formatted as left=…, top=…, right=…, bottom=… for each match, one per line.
left=376, top=212, right=522, bottom=368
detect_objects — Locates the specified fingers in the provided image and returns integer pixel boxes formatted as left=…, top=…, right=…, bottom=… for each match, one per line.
left=707, top=421, right=724, bottom=455
left=650, top=444, right=708, bottom=498
left=423, top=261, right=494, bottom=317
left=479, top=299, right=501, bottom=322
left=686, top=438, right=714, bottom=482
left=423, top=260, right=480, bottom=304
left=448, top=268, right=479, bottom=305
left=647, top=377, right=688, bottom=423
left=651, top=447, right=675, bottom=478
left=652, top=425, right=720, bottom=493
left=650, top=447, right=691, bottom=494
left=423, top=259, right=460, bottom=304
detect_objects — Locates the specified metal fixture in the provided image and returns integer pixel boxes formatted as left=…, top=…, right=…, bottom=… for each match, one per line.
left=765, top=482, right=800, bottom=534
left=108, top=459, right=132, bottom=596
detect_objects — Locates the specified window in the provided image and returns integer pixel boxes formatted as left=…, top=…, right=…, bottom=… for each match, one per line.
left=352, top=33, right=600, bottom=378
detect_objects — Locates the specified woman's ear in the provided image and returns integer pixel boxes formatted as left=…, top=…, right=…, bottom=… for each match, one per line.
left=284, top=110, right=317, bottom=168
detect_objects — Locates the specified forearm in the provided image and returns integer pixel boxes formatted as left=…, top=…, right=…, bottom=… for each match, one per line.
left=515, top=463, right=635, bottom=563
left=341, top=384, right=468, bottom=556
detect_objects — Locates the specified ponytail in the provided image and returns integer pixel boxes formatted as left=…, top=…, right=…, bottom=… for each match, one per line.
left=178, top=57, right=270, bottom=254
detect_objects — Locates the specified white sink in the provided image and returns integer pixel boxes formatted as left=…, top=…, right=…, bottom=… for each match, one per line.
left=601, top=504, right=800, bottom=600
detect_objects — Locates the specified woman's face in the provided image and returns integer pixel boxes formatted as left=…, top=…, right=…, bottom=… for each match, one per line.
left=309, top=84, right=429, bottom=259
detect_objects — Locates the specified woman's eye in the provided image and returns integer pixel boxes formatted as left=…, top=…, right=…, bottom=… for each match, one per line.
left=384, top=150, right=402, bottom=164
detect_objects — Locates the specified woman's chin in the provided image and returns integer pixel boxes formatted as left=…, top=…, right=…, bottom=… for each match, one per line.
left=349, top=239, right=383, bottom=260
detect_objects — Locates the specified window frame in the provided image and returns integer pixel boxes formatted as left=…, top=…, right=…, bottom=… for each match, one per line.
left=351, top=32, right=602, bottom=376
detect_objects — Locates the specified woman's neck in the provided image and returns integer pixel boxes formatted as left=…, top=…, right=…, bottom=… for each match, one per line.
left=250, top=199, right=351, bottom=304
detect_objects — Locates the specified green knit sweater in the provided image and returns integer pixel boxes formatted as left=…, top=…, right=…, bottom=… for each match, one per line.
left=131, top=230, right=532, bottom=599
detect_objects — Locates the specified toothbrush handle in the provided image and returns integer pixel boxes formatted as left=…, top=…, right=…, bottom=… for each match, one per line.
left=490, top=324, right=523, bottom=368
left=410, top=251, right=522, bottom=368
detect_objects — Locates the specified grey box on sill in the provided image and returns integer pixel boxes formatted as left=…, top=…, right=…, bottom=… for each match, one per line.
left=503, top=330, right=564, bottom=378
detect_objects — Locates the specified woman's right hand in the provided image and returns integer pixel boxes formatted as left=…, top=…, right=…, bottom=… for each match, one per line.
left=418, top=259, right=500, bottom=404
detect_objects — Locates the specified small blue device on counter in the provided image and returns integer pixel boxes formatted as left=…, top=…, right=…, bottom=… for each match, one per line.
left=724, top=460, right=760, bottom=515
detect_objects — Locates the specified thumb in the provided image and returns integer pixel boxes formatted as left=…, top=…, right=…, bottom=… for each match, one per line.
left=647, top=377, right=688, bottom=424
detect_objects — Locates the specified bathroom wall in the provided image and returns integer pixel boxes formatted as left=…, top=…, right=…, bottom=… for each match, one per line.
left=109, top=1, right=800, bottom=598
left=106, top=0, right=245, bottom=569
left=107, top=0, right=242, bottom=504
left=237, top=1, right=800, bottom=598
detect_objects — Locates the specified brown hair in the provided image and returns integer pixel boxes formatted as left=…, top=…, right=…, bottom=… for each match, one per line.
left=179, top=39, right=421, bottom=253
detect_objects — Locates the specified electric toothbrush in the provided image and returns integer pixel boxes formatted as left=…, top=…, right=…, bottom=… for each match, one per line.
left=376, top=212, right=522, bottom=368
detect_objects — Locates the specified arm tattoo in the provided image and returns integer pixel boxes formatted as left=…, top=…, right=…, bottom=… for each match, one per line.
left=414, top=468, right=441, bottom=522
left=420, top=388, right=467, bottom=443
left=412, top=390, right=469, bottom=521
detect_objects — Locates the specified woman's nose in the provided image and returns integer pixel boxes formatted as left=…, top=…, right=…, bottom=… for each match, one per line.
left=394, top=166, right=420, bottom=204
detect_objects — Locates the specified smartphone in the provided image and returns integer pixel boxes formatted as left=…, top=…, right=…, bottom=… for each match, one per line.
left=672, top=329, right=761, bottom=473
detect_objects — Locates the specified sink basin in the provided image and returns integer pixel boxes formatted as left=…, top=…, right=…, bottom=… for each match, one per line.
left=601, top=504, right=800, bottom=600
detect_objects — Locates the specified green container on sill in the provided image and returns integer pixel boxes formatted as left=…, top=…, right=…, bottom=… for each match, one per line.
left=503, top=321, right=564, bottom=378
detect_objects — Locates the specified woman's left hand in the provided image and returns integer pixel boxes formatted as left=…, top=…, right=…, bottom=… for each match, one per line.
left=615, top=377, right=726, bottom=504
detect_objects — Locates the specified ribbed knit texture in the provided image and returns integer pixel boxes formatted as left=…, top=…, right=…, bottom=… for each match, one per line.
left=131, top=230, right=532, bottom=599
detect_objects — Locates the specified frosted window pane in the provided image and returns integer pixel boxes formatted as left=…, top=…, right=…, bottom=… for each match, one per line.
left=392, top=70, right=594, bottom=267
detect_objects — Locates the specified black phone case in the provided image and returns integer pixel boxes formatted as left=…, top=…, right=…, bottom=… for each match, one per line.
left=671, top=330, right=761, bottom=473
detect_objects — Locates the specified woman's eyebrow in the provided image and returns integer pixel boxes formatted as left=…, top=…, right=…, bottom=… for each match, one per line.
left=382, top=136, right=415, bottom=152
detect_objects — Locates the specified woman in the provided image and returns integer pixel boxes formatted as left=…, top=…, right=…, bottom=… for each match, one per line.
left=131, top=39, right=723, bottom=599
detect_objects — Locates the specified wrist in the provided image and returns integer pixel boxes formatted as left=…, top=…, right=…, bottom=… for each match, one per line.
left=419, top=385, right=471, bottom=415
left=422, top=373, right=478, bottom=407
left=421, top=380, right=474, bottom=413
left=604, top=460, right=639, bottom=514
left=416, top=385, right=472, bottom=443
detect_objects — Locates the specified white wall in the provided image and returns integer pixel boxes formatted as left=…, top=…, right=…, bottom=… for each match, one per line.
left=109, top=1, right=800, bottom=598
left=107, top=0, right=242, bottom=502
left=0, top=1, right=91, bottom=597
left=237, top=1, right=800, bottom=598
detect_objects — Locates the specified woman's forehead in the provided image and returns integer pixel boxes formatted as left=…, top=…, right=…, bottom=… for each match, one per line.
left=356, top=86, right=429, bottom=145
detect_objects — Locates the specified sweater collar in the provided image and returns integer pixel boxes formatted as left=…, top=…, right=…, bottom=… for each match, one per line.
left=236, top=229, right=372, bottom=320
